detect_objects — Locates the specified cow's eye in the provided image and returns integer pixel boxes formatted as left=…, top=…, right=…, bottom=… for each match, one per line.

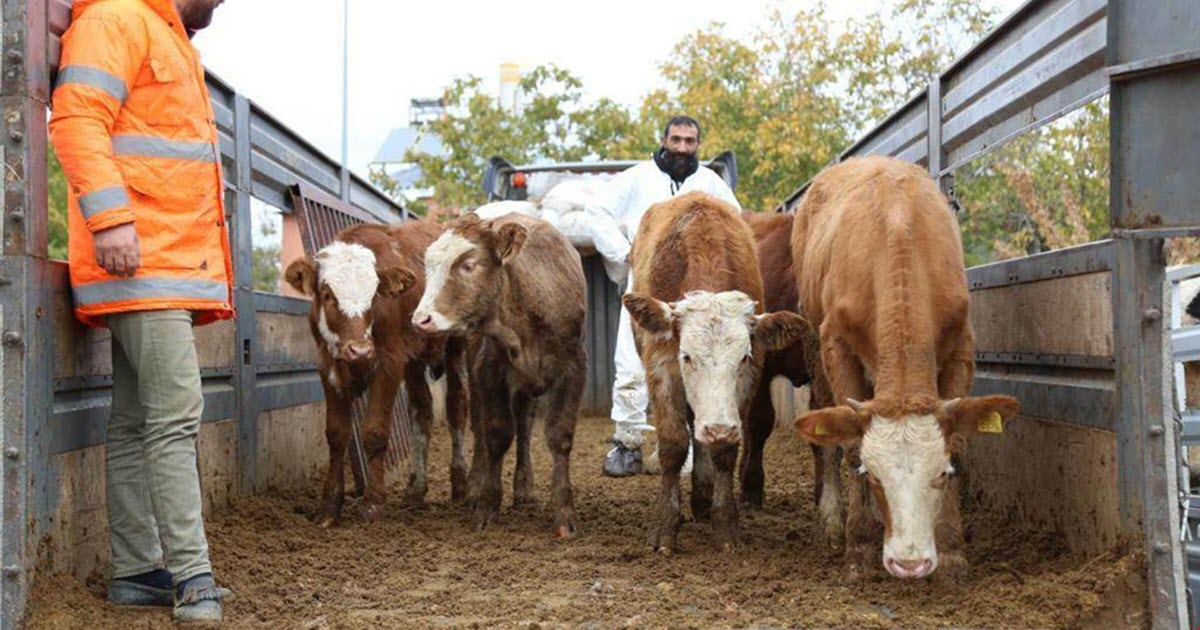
left=460, top=260, right=476, bottom=273
left=933, top=470, right=951, bottom=489
left=741, top=353, right=752, bottom=364
left=681, top=353, right=693, bottom=366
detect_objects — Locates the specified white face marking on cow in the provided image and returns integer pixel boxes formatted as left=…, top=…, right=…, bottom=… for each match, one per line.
left=413, top=231, right=476, bottom=331
left=860, top=414, right=949, bottom=578
left=673, top=291, right=758, bottom=445
left=317, top=242, right=379, bottom=318
left=317, top=308, right=339, bottom=356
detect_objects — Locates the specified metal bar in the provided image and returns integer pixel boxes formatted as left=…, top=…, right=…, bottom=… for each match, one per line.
left=973, top=370, right=1115, bottom=431
left=1114, top=227, right=1200, bottom=240
left=1107, top=49, right=1200, bottom=82
left=975, top=351, right=1115, bottom=370
left=941, top=0, right=1106, bottom=117
left=926, top=79, right=943, bottom=181
left=1168, top=264, right=1200, bottom=284
left=966, top=239, right=1114, bottom=290
left=254, top=363, right=318, bottom=375
left=254, top=371, right=325, bottom=412
left=252, top=291, right=311, bottom=316
left=1182, top=412, right=1200, bottom=445
left=51, top=383, right=239, bottom=454
left=1112, top=236, right=1186, bottom=629
left=232, top=95, right=258, bottom=494
left=54, top=366, right=236, bottom=393
left=1174, top=326, right=1200, bottom=364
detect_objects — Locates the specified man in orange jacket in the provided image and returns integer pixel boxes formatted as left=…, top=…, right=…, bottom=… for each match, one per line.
left=49, top=0, right=232, bottom=624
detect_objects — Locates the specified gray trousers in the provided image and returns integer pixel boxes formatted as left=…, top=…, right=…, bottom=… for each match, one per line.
left=106, top=310, right=211, bottom=583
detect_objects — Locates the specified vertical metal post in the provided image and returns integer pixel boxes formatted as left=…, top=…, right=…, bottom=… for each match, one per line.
left=1108, top=0, right=1198, bottom=626
left=339, top=0, right=351, bottom=203
left=925, top=78, right=957, bottom=212
left=1, top=0, right=54, bottom=626
left=232, top=94, right=258, bottom=493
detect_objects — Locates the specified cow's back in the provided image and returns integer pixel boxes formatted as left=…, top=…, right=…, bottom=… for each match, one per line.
left=791, top=157, right=967, bottom=332
left=633, top=192, right=763, bottom=309
left=743, top=212, right=797, bottom=315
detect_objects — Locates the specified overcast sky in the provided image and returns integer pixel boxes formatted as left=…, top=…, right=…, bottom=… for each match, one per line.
left=194, top=0, right=1020, bottom=181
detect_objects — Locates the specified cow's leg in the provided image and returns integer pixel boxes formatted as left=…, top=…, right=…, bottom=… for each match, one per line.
left=512, top=393, right=535, bottom=509
left=445, top=338, right=470, bottom=504
left=402, top=362, right=434, bottom=508
left=544, top=355, right=585, bottom=538
left=803, top=366, right=845, bottom=544
left=647, top=356, right=688, bottom=553
left=844, top=448, right=883, bottom=580
left=362, top=367, right=402, bottom=521
left=739, top=377, right=775, bottom=508
left=475, top=376, right=514, bottom=531
left=690, top=435, right=714, bottom=522
left=319, top=382, right=351, bottom=528
left=465, top=355, right=489, bottom=511
left=711, top=441, right=742, bottom=551
left=935, top=322, right=975, bottom=579
left=823, top=332, right=876, bottom=572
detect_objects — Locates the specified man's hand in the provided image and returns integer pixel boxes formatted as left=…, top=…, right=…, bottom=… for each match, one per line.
left=94, top=223, right=140, bottom=277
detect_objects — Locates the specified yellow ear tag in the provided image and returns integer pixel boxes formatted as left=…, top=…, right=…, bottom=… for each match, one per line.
left=978, top=411, right=1004, bottom=434
left=813, top=422, right=831, bottom=436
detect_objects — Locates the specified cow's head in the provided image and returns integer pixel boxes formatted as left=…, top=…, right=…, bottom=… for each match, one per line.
left=624, top=290, right=807, bottom=446
left=412, top=213, right=526, bottom=334
left=795, top=394, right=1019, bottom=579
left=285, top=241, right=415, bottom=365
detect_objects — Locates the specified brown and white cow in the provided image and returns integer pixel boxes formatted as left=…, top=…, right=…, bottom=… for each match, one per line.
left=412, top=212, right=587, bottom=537
left=790, top=156, right=1019, bottom=580
left=623, top=192, right=807, bottom=553
left=739, top=212, right=842, bottom=539
left=285, top=221, right=469, bottom=527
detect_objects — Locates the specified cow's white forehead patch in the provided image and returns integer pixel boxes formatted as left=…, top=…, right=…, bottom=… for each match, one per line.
left=861, top=414, right=947, bottom=474
left=416, top=231, right=477, bottom=323
left=317, top=241, right=379, bottom=318
left=674, top=291, right=756, bottom=360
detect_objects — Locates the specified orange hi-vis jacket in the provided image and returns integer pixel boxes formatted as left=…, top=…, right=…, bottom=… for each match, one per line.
left=49, top=0, right=234, bottom=328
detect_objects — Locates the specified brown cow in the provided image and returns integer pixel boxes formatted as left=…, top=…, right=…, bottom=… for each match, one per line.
left=411, top=213, right=587, bottom=537
left=791, top=156, right=1019, bottom=580
left=739, top=212, right=842, bottom=539
left=623, top=192, right=807, bottom=553
left=285, top=221, right=470, bottom=528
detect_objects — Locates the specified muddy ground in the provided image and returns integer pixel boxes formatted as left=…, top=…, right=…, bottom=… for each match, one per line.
left=28, top=415, right=1143, bottom=629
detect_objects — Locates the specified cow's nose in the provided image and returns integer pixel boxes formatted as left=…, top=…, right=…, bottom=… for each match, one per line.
left=343, top=342, right=374, bottom=362
left=413, top=313, right=436, bottom=332
left=701, top=423, right=741, bottom=446
left=886, top=557, right=933, bottom=579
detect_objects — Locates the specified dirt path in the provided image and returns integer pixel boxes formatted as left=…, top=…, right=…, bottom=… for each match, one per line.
left=28, top=416, right=1142, bottom=629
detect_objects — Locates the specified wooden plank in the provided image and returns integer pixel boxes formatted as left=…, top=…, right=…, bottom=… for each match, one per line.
left=256, top=311, right=317, bottom=367
left=255, top=403, right=326, bottom=493
left=964, top=415, right=1119, bottom=555
left=971, top=272, right=1113, bottom=357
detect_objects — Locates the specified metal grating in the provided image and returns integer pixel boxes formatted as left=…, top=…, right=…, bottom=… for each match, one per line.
left=289, top=182, right=412, bottom=487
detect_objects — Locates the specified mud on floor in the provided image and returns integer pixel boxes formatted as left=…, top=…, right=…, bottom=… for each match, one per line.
left=27, top=416, right=1143, bottom=629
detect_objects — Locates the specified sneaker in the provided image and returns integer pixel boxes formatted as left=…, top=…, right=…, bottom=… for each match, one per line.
left=602, top=440, right=644, bottom=477
left=174, top=574, right=229, bottom=626
left=108, top=578, right=174, bottom=608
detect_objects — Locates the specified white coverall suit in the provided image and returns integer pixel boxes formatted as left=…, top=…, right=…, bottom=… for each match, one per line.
left=585, top=160, right=741, bottom=448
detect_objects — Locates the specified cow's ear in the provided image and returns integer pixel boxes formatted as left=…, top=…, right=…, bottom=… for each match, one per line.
left=378, top=265, right=416, bottom=297
left=753, top=311, right=809, bottom=352
left=623, top=292, right=674, bottom=335
left=943, top=395, right=1019, bottom=438
left=795, top=404, right=867, bottom=448
left=495, top=223, right=528, bottom=264
left=284, top=259, right=317, bottom=296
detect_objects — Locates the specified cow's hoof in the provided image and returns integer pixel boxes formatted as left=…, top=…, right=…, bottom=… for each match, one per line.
left=317, top=515, right=340, bottom=529
left=450, top=486, right=467, bottom=505
left=845, top=562, right=866, bottom=582
left=362, top=503, right=384, bottom=522
left=822, top=523, right=845, bottom=547
left=512, top=494, right=536, bottom=511
left=554, top=512, right=578, bottom=539
left=473, top=505, right=500, bottom=532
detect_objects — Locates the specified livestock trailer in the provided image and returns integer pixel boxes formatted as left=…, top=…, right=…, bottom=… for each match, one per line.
left=0, top=0, right=1197, bottom=627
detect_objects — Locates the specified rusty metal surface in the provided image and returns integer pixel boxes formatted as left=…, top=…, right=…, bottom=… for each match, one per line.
left=289, top=183, right=412, bottom=485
